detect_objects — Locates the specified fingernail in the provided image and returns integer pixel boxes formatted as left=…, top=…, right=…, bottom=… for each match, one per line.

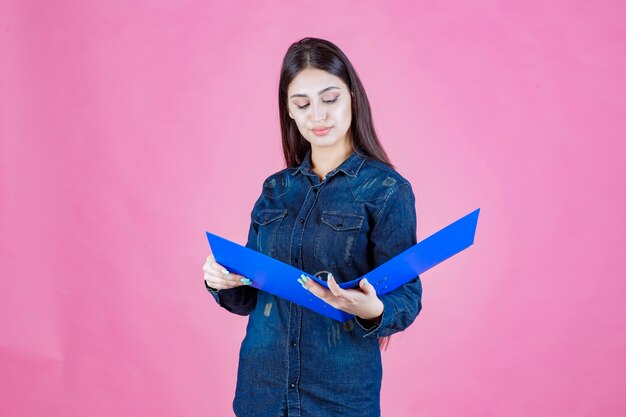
left=329, top=273, right=334, bottom=280
left=240, top=278, right=251, bottom=284
left=222, top=268, right=229, bottom=275
left=297, top=278, right=303, bottom=285
left=300, top=274, right=309, bottom=283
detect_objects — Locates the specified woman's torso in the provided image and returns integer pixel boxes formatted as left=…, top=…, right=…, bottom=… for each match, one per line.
left=234, top=148, right=413, bottom=417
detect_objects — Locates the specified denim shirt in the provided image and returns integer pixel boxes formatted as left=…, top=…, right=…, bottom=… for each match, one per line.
left=206, top=148, right=423, bottom=417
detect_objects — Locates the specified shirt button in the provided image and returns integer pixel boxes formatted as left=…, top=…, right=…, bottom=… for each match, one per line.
left=290, top=383, right=296, bottom=388
left=291, top=341, right=297, bottom=347
left=312, top=188, right=318, bottom=193
left=299, top=218, right=304, bottom=224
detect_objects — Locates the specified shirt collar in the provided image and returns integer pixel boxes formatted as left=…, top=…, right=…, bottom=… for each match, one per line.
left=291, top=147, right=366, bottom=178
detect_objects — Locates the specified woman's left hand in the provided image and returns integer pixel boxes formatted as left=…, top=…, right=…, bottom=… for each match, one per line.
left=299, top=273, right=384, bottom=323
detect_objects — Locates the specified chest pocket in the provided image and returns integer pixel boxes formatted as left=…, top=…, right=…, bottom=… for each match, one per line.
left=314, top=211, right=364, bottom=268
left=253, top=208, right=288, bottom=258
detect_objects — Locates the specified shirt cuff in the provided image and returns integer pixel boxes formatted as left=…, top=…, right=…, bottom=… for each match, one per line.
left=204, top=280, right=221, bottom=303
left=355, top=297, right=391, bottom=337
left=355, top=315, right=381, bottom=332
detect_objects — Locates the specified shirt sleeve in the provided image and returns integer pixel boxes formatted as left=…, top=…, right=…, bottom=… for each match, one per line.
left=354, top=182, right=424, bottom=337
left=205, top=209, right=259, bottom=316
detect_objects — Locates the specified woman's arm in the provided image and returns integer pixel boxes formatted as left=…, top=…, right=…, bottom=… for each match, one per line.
left=205, top=216, right=259, bottom=316
left=354, top=182, right=423, bottom=337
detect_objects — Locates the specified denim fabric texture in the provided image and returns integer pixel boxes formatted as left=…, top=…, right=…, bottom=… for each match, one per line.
left=206, top=147, right=423, bottom=417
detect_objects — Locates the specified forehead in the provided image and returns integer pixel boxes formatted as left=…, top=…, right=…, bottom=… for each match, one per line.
left=287, top=68, right=347, bottom=95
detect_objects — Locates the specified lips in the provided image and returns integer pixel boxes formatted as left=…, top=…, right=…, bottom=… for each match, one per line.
left=311, top=126, right=332, bottom=134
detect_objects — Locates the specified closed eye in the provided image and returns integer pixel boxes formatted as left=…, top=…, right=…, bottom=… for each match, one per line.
left=297, top=98, right=338, bottom=110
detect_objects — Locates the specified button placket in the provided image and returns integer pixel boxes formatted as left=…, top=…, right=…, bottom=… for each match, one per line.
left=286, top=182, right=322, bottom=414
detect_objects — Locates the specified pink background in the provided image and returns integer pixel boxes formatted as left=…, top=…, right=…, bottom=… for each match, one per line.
left=1, top=1, right=625, bottom=416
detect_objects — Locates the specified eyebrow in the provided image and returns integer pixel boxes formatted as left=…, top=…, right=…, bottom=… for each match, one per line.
left=289, top=86, right=341, bottom=99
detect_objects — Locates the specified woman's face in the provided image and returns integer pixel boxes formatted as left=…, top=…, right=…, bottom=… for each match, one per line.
left=287, top=68, right=353, bottom=151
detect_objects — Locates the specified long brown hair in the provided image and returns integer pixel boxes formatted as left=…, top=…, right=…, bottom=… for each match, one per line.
left=278, top=37, right=395, bottom=350
left=278, top=37, right=394, bottom=171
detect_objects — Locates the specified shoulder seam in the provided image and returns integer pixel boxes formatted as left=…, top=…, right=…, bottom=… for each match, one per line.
left=362, top=159, right=411, bottom=186
left=263, top=167, right=291, bottom=182
left=261, top=167, right=293, bottom=199
left=374, top=183, right=412, bottom=221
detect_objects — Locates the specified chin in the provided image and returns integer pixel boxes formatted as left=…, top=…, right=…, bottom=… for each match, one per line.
left=310, top=140, right=339, bottom=150
left=307, top=134, right=345, bottom=148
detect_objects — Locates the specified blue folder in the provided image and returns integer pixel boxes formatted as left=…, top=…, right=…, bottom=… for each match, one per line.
left=206, top=208, right=480, bottom=322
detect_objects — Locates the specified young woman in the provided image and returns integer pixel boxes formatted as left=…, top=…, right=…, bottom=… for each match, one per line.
left=203, top=37, right=423, bottom=417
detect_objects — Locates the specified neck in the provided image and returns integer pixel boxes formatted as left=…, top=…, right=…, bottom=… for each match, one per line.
left=310, top=140, right=354, bottom=181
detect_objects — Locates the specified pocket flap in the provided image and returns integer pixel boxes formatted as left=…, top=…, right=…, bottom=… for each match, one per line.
left=320, top=211, right=364, bottom=231
left=254, top=208, right=288, bottom=225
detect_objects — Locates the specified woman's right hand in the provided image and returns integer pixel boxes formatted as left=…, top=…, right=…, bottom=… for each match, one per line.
left=202, top=253, right=251, bottom=290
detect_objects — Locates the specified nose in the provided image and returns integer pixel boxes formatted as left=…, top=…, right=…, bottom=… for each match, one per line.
left=311, top=102, right=327, bottom=121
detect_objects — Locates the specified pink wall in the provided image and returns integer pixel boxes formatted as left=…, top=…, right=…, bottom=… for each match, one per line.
left=1, top=1, right=624, bottom=416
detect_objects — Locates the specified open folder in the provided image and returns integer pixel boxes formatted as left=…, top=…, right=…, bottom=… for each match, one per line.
left=206, top=208, right=480, bottom=322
